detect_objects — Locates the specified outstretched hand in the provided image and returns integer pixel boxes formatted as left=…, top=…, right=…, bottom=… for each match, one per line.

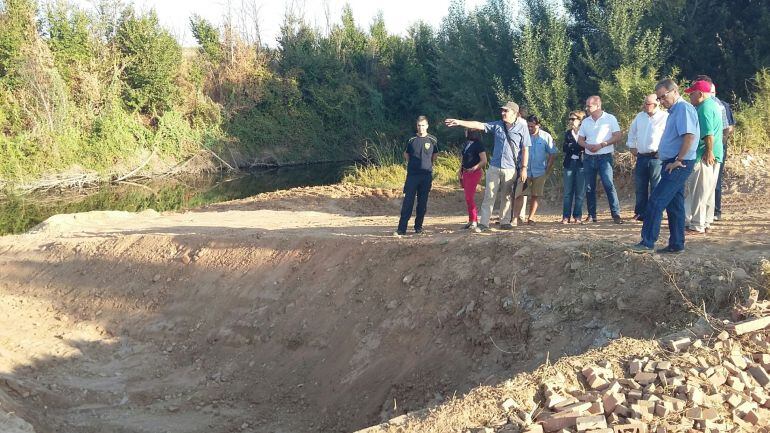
left=444, top=119, right=460, bottom=127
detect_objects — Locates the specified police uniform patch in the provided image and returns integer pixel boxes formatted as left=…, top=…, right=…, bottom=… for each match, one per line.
left=424, top=142, right=431, bottom=150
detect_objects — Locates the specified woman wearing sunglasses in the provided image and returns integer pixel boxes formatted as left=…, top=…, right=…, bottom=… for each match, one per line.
left=561, top=111, right=587, bottom=224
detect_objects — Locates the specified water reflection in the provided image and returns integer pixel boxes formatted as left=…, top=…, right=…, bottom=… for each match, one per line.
left=0, top=163, right=349, bottom=235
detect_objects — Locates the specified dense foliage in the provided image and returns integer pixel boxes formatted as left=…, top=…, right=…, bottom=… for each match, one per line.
left=0, top=0, right=769, bottom=187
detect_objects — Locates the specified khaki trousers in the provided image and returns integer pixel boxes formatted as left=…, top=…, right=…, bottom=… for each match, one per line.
left=479, top=165, right=517, bottom=226
left=685, top=160, right=721, bottom=232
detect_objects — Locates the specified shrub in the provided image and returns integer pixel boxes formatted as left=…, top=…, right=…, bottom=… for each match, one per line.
left=733, top=69, right=770, bottom=152
left=115, top=10, right=182, bottom=115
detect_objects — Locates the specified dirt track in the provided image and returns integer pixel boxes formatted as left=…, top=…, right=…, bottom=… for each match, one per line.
left=1, top=157, right=769, bottom=433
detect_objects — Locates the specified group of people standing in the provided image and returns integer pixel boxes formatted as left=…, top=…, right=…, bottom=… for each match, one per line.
left=396, top=76, right=734, bottom=254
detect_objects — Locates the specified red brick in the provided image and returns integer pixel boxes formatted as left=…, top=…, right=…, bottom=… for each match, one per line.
left=546, top=395, right=571, bottom=409
left=634, top=372, right=657, bottom=386
left=552, top=396, right=580, bottom=410
left=730, top=354, right=748, bottom=370
left=539, top=411, right=581, bottom=432
left=706, top=371, right=727, bottom=387
left=576, top=415, right=607, bottom=431
left=662, top=395, right=686, bottom=411
left=685, top=407, right=703, bottom=419
left=613, top=403, right=632, bottom=418
left=748, top=364, right=770, bottom=387
left=669, top=337, right=692, bottom=352
left=556, top=401, right=592, bottom=414
left=603, top=392, right=625, bottom=414
left=654, top=401, right=672, bottom=417
left=588, top=402, right=604, bottom=415
left=743, top=408, right=761, bottom=425
left=731, top=316, right=770, bottom=335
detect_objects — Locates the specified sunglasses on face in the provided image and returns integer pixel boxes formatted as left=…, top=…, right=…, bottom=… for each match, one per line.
left=656, top=90, right=673, bottom=101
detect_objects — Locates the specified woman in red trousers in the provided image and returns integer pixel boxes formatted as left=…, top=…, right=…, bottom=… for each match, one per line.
left=458, top=129, right=487, bottom=233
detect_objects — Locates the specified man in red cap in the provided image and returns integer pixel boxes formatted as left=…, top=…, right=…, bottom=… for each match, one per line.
left=683, top=80, right=724, bottom=235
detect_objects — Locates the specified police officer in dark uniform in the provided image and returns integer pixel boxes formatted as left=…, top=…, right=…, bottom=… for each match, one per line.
left=396, top=115, right=439, bottom=235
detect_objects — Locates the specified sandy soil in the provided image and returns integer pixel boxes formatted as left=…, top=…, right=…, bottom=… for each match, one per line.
left=0, top=155, right=768, bottom=433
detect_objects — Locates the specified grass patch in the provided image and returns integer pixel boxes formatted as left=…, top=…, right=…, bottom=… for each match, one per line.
left=343, top=151, right=462, bottom=189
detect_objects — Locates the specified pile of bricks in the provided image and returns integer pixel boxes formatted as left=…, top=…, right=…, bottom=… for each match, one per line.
left=521, top=298, right=770, bottom=433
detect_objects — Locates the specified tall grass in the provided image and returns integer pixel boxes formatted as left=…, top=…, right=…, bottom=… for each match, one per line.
left=343, top=138, right=462, bottom=189
left=733, top=69, right=770, bottom=152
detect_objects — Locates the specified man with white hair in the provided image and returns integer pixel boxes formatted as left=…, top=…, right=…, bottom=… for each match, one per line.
left=627, top=94, right=668, bottom=220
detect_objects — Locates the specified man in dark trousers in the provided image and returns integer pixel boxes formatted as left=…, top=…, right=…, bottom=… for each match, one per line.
left=396, top=115, right=438, bottom=235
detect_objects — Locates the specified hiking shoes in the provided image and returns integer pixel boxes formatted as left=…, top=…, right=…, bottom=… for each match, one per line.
left=629, top=243, right=653, bottom=253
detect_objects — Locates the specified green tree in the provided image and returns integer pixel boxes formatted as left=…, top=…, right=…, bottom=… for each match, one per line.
left=651, top=0, right=770, bottom=100
left=115, top=9, right=182, bottom=115
left=0, top=0, right=37, bottom=82
left=190, top=14, right=222, bottom=63
left=565, top=0, right=664, bottom=127
left=44, top=1, right=94, bottom=82
left=519, top=0, right=570, bottom=133
left=436, top=0, right=518, bottom=120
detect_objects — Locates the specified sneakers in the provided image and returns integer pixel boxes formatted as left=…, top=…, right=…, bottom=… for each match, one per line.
left=394, top=230, right=406, bottom=236
left=500, top=223, right=514, bottom=230
left=414, top=228, right=424, bottom=235
left=656, top=246, right=684, bottom=254
left=629, top=243, right=653, bottom=253
left=463, top=221, right=478, bottom=229
left=477, top=224, right=490, bottom=232
left=612, top=214, right=624, bottom=224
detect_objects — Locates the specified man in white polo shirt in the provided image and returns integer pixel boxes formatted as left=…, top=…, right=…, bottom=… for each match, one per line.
left=578, top=95, right=624, bottom=224
left=627, top=94, right=668, bottom=221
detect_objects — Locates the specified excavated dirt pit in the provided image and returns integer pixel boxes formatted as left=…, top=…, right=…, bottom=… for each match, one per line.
left=1, top=166, right=769, bottom=433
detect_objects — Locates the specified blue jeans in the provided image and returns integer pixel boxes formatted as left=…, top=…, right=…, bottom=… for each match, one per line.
left=583, top=153, right=621, bottom=218
left=633, top=155, right=662, bottom=217
left=639, top=159, right=694, bottom=250
left=562, top=159, right=585, bottom=219
left=398, top=172, right=432, bottom=232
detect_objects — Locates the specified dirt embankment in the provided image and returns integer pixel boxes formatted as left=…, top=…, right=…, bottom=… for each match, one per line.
left=0, top=155, right=768, bottom=433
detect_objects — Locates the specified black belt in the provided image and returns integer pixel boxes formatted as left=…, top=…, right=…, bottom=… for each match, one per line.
left=638, top=151, right=658, bottom=157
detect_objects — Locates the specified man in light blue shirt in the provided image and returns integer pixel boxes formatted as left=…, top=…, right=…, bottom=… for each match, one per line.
left=632, top=79, right=699, bottom=254
left=445, top=101, right=531, bottom=231
left=517, top=115, right=557, bottom=224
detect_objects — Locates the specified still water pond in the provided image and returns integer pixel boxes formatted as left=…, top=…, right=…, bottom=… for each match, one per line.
left=0, top=163, right=350, bottom=235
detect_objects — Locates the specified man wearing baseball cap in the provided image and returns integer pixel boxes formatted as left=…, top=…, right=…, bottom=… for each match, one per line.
left=683, top=79, right=724, bottom=235
left=445, top=101, right=531, bottom=231
left=631, top=79, right=699, bottom=254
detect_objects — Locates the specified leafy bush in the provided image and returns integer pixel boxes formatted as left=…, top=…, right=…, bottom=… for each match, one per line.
left=733, top=69, right=770, bottom=151
left=115, top=10, right=182, bottom=115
